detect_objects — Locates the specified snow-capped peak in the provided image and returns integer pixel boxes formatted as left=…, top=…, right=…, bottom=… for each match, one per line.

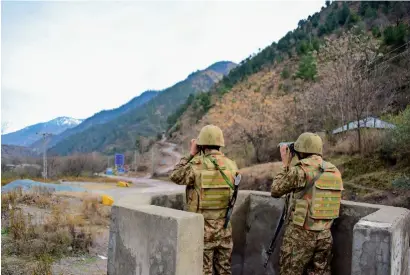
left=53, top=117, right=84, bottom=126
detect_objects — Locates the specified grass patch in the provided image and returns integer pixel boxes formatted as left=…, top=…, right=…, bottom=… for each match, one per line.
left=1, top=186, right=111, bottom=272
left=81, top=196, right=111, bottom=226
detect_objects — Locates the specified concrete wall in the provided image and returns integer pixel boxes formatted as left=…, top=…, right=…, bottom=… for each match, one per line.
left=107, top=192, right=203, bottom=275
left=352, top=204, right=410, bottom=275
left=108, top=189, right=410, bottom=275
left=331, top=201, right=380, bottom=275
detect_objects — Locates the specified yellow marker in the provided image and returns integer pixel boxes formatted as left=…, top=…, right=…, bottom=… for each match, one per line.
left=117, top=181, right=130, bottom=187
left=102, top=195, right=114, bottom=206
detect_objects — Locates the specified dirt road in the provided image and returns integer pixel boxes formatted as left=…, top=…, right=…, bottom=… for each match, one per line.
left=154, top=139, right=183, bottom=176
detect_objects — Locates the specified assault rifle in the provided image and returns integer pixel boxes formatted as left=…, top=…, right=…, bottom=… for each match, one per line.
left=264, top=192, right=292, bottom=268
left=224, top=173, right=241, bottom=228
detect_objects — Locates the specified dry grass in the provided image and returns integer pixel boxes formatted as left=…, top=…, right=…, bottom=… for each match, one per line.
left=81, top=196, right=111, bottom=226
left=1, top=186, right=57, bottom=218
left=1, top=186, right=111, bottom=273
left=3, top=204, right=94, bottom=259
left=239, top=162, right=282, bottom=192
left=1, top=256, right=53, bottom=275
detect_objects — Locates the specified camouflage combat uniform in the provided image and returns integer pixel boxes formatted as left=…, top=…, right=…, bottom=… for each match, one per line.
left=170, top=150, right=237, bottom=275
left=271, top=155, right=343, bottom=275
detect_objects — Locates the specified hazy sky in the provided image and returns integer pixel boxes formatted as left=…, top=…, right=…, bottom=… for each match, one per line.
left=1, top=0, right=324, bottom=134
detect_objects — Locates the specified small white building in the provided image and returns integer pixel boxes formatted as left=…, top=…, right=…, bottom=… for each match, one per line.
left=332, top=116, right=396, bottom=135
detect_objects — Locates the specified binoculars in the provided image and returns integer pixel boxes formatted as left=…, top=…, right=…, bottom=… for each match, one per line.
left=278, top=142, right=296, bottom=155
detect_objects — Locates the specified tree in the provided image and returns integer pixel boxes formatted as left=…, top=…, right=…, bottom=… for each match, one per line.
left=135, top=136, right=142, bottom=154
left=337, top=2, right=351, bottom=25
left=204, top=84, right=295, bottom=164
left=325, top=0, right=330, bottom=8
left=281, top=67, right=290, bottom=79
left=295, top=53, right=317, bottom=81
left=298, top=19, right=307, bottom=29
left=383, top=23, right=409, bottom=47
left=301, top=33, right=404, bottom=154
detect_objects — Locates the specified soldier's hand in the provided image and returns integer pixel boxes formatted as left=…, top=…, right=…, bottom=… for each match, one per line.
left=280, top=144, right=290, bottom=167
left=190, top=139, right=198, bottom=156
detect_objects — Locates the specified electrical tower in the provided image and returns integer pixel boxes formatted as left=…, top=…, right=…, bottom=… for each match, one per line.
left=36, top=132, right=52, bottom=181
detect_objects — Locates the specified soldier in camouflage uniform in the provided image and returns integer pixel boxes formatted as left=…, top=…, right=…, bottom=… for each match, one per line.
left=271, top=133, right=343, bottom=275
left=170, top=125, right=239, bottom=275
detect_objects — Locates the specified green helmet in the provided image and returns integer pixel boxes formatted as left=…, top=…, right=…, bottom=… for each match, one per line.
left=197, top=125, right=225, bottom=147
left=294, top=132, right=323, bottom=155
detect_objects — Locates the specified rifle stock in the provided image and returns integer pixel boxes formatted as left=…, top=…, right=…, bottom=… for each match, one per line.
left=264, top=193, right=292, bottom=268
left=224, top=174, right=241, bottom=228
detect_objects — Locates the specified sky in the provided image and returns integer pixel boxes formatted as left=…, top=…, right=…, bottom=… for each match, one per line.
left=1, top=0, right=324, bottom=134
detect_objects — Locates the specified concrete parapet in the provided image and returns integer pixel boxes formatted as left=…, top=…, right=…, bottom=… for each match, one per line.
left=107, top=192, right=203, bottom=275
left=230, top=192, right=410, bottom=275
left=107, top=188, right=410, bottom=275
left=352, top=204, right=410, bottom=275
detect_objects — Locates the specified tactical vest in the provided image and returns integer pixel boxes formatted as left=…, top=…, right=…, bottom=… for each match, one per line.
left=292, top=157, right=343, bottom=231
left=188, top=151, right=238, bottom=220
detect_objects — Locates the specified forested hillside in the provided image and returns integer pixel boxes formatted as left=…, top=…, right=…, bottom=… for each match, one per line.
left=168, top=1, right=410, bottom=167
left=49, top=61, right=236, bottom=155
left=31, top=90, right=158, bottom=151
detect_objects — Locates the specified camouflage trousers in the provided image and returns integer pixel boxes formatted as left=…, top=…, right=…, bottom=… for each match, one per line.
left=203, top=219, right=233, bottom=275
left=279, top=223, right=332, bottom=275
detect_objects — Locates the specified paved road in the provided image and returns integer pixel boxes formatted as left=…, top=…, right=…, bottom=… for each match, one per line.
left=63, top=175, right=184, bottom=203
left=60, top=139, right=185, bottom=203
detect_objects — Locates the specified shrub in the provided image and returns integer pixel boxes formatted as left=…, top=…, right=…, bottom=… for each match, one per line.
left=372, top=26, right=381, bottom=37
left=281, top=67, right=290, bottom=79
left=383, top=23, right=409, bottom=47
left=392, top=176, right=410, bottom=189
left=381, top=106, right=410, bottom=164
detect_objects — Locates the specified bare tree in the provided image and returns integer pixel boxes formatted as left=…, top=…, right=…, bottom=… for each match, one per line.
left=301, top=32, right=407, bottom=153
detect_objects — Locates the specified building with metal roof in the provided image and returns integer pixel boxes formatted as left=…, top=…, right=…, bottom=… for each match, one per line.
left=332, top=116, right=396, bottom=135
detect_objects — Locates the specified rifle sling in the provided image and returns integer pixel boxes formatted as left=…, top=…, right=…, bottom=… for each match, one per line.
left=207, top=156, right=234, bottom=190
left=297, top=161, right=326, bottom=199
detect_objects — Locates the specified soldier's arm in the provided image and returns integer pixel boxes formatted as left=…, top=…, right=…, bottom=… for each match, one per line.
left=271, top=166, right=306, bottom=198
left=169, top=155, right=196, bottom=186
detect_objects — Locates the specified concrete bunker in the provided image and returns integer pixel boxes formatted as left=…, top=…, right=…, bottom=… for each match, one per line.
left=108, top=190, right=410, bottom=275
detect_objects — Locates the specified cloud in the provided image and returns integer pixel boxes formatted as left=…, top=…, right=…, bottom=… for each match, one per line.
left=1, top=1, right=324, bottom=133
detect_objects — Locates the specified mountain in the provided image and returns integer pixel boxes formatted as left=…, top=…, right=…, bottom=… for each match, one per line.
left=49, top=61, right=237, bottom=155
left=1, top=117, right=83, bottom=147
left=31, top=90, right=158, bottom=150
left=168, top=1, right=410, bottom=166
left=1, top=144, right=39, bottom=162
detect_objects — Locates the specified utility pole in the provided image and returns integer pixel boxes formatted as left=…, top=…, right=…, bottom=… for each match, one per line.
left=36, top=132, right=52, bottom=181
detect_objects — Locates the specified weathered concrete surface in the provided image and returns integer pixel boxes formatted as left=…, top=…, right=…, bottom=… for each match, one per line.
left=231, top=191, right=251, bottom=275
left=331, top=200, right=380, bottom=275
left=243, top=193, right=284, bottom=275
left=108, top=203, right=203, bottom=275
left=352, top=205, right=410, bottom=275
left=230, top=192, right=410, bottom=275
left=108, top=186, right=410, bottom=275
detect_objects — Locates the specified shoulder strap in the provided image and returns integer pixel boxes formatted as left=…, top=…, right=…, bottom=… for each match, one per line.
left=207, top=156, right=234, bottom=190
left=297, top=161, right=326, bottom=199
